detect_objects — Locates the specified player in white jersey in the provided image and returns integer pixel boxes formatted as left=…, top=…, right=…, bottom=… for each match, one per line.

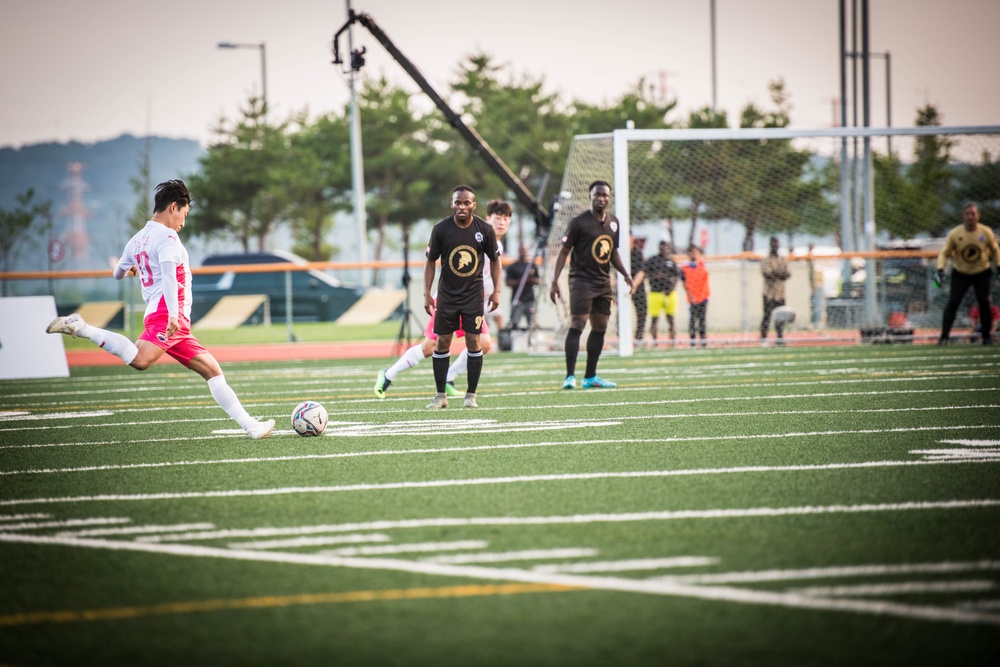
left=374, top=199, right=510, bottom=401
left=46, top=180, right=274, bottom=439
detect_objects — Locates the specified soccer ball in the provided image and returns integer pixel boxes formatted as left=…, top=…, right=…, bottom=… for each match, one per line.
left=291, top=401, right=328, bottom=437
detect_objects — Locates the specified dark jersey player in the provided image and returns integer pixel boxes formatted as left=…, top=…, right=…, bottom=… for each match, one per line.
left=423, top=185, right=501, bottom=409
left=549, top=180, right=635, bottom=389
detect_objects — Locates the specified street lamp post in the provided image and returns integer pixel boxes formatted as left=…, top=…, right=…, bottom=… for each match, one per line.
left=217, top=41, right=267, bottom=114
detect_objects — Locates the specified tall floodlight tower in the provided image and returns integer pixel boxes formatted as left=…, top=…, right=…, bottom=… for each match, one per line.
left=59, top=162, right=91, bottom=270
left=347, top=0, right=370, bottom=287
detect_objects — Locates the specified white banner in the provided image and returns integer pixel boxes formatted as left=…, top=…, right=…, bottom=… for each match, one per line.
left=0, top=296, right=70, bottom=380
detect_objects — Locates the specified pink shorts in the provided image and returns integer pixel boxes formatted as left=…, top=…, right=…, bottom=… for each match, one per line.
left=139, top=310, right=208, bottom=367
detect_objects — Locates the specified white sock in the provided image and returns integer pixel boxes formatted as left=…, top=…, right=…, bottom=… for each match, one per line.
left=80, top=324, right=138, bottom=365
left=447, top=348, right=468, bottom=383
left=385, top=343, right=427, bottom=381
left=207, top=374, right=255, bottom=430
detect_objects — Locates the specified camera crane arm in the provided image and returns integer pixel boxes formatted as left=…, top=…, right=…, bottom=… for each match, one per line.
left=332, top=9, right=551, bottom=231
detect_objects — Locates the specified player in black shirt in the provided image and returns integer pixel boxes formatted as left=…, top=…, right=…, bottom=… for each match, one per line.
left=645, top=241, right=682, bottom=343
left=423, top=185, right=501, bottom=408
left=549, top=180, right=635, bottom=389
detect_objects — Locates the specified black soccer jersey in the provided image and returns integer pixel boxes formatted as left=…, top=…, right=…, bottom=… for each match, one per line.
left=562, top=209, right=621, bottom=290
left=426, top=214, right=499, bottom=311
left=644, top=254, right=681, bottom=294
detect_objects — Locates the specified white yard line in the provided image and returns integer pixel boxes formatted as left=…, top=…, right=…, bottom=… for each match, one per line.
left=319, top=541, right=488, bottom=556
left=229, top=534, right=392, bottom=550
left=423, top=549, right=598, bottom=564
left=0, top=517, right=131, bottom=531
left=0, top=531, right=996, bottom=626
left=788, top=580, right=995, bottom=597
left=650, top=560, right=1000, bottom=584
left=56, top=523, right=216, bottom=537
left=534, top=557, right=719, bottom=573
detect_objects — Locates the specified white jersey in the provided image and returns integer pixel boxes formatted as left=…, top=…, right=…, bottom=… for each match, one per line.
left=482, top=239, right=503, bottom=311
left=116, top=220, right=192, bottom=320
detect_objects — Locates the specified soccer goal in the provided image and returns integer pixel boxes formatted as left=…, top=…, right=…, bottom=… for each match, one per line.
left=529, top=125, right=1000, bottom=355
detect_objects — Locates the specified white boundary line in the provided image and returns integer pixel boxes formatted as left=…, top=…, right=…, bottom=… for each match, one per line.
left=0, top=531, right=996, bottom=626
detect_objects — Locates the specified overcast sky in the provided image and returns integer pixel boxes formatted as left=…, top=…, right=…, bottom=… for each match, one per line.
left=2, top=0, right=998, bottom=149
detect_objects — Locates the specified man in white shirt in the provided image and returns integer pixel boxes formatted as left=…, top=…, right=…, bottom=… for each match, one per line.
left=46, top=180, right=274, bottom=439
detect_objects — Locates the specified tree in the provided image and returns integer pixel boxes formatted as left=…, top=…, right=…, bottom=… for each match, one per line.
left=187, top=96, right=290, bottom=252
left=0, top=188, right=52, bottom=295
left=952, top=149, right=1000, bottom=230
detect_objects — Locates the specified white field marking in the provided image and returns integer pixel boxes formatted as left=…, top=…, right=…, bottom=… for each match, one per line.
left=18, top=377, right=999, bottom=417
left=1, top=418, right=230, bottom=433
left=119, top=500, right=1000, bottom=546
left=534, top=557, right=719, bottom=573
left=0, top=513, right=50, bottom=522
left=0, top=411, right=30, bottom=417
left=228, top=533, right=392, bottom=550
left=0, top=410, right=114, bottom=422
left=56, top=523, right=216, bottom=538
left=789, top=580, right=995, bottom=597
left=650, top=561, right=1000, bottom=585
left=940, top=439, right=1000, bottom=446
left=423, top=549, right=598, bottom=564
left=0, top=533, right=996, bottom=627
left=1, top=403, right=994, bottom=437
left=319, top=541, right=489, bottom=557
left=959, top=600, right=1000, bottom=611
left=4, top=433, right=999, bottom=491
left=0, top=433, right=262, bottom=451
left=212, top=419, right=620, bottom=438
left=5, top=421, right=1000, bottom=470
left=912, top=448, right=1000, bottom=460
left=0, top=517, right=131, bottom=531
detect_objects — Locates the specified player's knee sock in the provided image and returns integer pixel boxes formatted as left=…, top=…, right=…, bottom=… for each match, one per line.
left=565, top=328, right=582, bottom=377
left=207, top=374, right=254, bottom=429
left=432, top=352, right=450, bottom=394
left=585, top=330, right=606, bottom=379
left=80, top=324, right=138, bottom=365
left=465, top=350, right=484, bottom=393
left=386, top=342, right=426, bottom=381
left=447, top=348, right=468, bottom=383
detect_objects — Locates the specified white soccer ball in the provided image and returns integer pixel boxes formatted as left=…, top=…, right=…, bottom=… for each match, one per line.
left=291, top=401, right=328, bottom=437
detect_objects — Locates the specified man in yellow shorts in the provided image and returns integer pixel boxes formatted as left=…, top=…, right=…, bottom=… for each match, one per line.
left=644, top=241, right=682, bottom=345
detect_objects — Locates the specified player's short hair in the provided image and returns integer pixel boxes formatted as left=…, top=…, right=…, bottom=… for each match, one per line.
left=452, top=185, right=476, bottom=197
left=589, top=180, right=611, bottom=194
left=486, top=199, right=512, bottom=217
left=963, top=201, right=979, bottom=212
left=153, top=180, right=192, bottom=213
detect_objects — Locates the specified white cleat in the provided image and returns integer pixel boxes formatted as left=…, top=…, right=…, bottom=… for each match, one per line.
left=463, top=394, right=479, bottom=408
left=426, top=394, right=448, bottom=410
left=245, top=418, right=275, bottom=440
left=46, top=313, right=86, bottom=338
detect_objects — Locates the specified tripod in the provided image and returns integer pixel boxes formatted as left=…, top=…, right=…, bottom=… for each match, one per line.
left=393, top=222, right=423, bottom=356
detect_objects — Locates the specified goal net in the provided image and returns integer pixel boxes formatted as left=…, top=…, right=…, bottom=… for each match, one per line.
left=528, top=125, right=1000, bottom=354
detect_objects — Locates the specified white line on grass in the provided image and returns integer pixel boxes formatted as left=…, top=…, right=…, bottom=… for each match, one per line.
left=229, top=534, right=392, bottom=550
left=649, top=560, right=1000, bottom=584
left=0, top=517, right=131, bottom=530
left=3, top=423, right=999, bottom=475
left=319, top=541, right=488, bottom=556
left=534, top=557, right=719, bottom=573
left=788, top=580, right=995, bottom=597
left=56, top=523, right=216, bottom=537
left=0, top=513, right=50, bottom=522
left=0, top=532, right=996, bottom=627
left=423, top=549, right=598, bottom=564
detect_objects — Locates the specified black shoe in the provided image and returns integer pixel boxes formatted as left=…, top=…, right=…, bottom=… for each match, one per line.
left=936, top=338, right=948, bottom=347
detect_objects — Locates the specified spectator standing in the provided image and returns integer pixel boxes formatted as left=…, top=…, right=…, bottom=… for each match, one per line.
left=506, top=241, right=540, bottom=331
left=761, top=235, right=792, bottom=344
left=680, top=245, right=710, bottom=348
left=645, top=241, right=682, bottom=345
left=936, top=202, right=1000, bottom=345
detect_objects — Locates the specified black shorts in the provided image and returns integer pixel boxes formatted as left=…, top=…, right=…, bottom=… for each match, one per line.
left=433, top=301, right=485, bottom=336
left=569, top=279, right=613, bottom=316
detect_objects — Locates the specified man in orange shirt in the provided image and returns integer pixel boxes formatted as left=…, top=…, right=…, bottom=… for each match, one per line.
left=680, top=245, right=710, bottom=348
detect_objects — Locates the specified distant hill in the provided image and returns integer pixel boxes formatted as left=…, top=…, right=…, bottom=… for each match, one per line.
left=0, top=135, right=204, bottom=271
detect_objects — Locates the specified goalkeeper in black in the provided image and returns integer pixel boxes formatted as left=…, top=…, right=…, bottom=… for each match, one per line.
left=423, top=185, right=501, bottom=408
left=549, top=180, right=635, bottom=389
left=936, top=202, right=1000, bottom=346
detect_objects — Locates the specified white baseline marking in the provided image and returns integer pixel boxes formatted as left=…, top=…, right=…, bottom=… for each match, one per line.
left=124, top=500, right=1000, bottom=543
left=423, top=549, right=598, bottom=564
left=229, top=534, right=392, bottom=550
left=535, top=557, right=719, bottom=573
left=4, top=423, right=999, bottom=475
left=789, top=580, right=995, bottom=597
left=0, top=532, right=996, bottom=627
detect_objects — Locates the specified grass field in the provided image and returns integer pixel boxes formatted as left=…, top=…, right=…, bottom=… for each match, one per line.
left=1, top=344, right=999, bottom=666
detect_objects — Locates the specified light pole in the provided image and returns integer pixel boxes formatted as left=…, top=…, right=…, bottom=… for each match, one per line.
left=217, top=41, right=267, bottom=114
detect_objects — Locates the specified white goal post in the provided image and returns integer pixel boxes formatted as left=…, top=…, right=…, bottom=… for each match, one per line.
left=528, top=125, right=1000, bottom=355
